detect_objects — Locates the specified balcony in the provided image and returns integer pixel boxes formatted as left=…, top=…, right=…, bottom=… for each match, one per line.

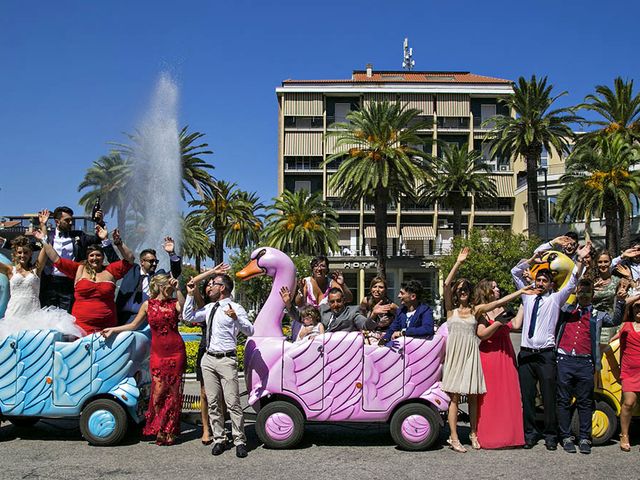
left=437, top=117, right=470, bottom=130
left=327, top=199, right=358, bottom=211
left=284, top=157, right=323, bottom=171
left=284, top=116, right=323, bottom=130
left=473, top=116, right=497, bottom=130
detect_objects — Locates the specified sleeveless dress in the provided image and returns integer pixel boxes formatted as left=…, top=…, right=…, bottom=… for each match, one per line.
left=620, top=322, right=640, bottom=392
left=304, top=276, right=331, bottom=307
left=54, top=258, right=133, bottom=334
left=476, top=313, right=525, bottom=448
left=0, top=267, right=83, bottom=339
left=143, top=298, right=186, bottom=443
left=441, top=309, right=486, bottom=395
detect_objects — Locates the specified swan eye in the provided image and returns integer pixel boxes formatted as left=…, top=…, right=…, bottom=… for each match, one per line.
left=254, top=248, right=267, bottom=262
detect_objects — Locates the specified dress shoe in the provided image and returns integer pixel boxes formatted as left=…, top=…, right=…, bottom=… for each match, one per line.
left=523, top=439, right=537, bottom=449
left=578, top=439, right=591, bottom=454
left=562, top=437, right=576, bottom=453
left=236, top=444, right=248, bottom=458
left=211, top=443, right=225, bottom=456
left=545, top=440, right=558, bottom=451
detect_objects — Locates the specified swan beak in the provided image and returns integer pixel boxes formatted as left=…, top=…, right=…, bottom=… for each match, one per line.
left=236, top=258, right=264, bottom=281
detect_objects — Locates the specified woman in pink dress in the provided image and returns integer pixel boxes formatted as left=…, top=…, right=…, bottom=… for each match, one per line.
left=103, top=274, right=186, bottom=445
left=475, top=278, right=525, bottom=449
left=618, top=299, right=640, bottom=452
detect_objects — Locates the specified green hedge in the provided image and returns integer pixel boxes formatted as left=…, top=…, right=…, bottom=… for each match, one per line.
left=184, top=341, right=246, bottom=374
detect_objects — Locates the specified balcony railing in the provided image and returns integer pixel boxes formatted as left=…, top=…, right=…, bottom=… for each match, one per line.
left=473, top=116, right=497, bottom=130
left=437, top=117, right=470, bottom=129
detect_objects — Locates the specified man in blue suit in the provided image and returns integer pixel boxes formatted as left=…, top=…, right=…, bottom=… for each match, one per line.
left=116, top=236, right=182, bottom=325
left=383, top=280, right=434, bottom=341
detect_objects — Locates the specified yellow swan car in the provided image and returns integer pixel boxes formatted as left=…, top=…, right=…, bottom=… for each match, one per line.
left=590, top=338, right=640, bottom=445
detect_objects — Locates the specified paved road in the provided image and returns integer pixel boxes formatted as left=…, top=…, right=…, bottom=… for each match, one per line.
left=1, top=415, right=638, bottom=480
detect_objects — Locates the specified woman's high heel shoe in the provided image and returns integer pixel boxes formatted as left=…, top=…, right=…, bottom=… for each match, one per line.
left=620, top=434, right=631, bottom=452
left=447, top=438, right=468, bottom=453
left=469, top=433, right=481, bottom=450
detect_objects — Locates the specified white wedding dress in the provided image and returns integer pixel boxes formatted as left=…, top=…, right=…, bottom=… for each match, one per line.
left=0, top=267, right=85, bottom=339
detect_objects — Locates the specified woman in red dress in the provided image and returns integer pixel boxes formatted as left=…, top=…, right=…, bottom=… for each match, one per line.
left=618, top=299, right=640, bottom=452
left=103, top=274, right=186, bottom=445
left=35, top=228, right=134, bottom=334
left=475, top=279, right=525, bottom=449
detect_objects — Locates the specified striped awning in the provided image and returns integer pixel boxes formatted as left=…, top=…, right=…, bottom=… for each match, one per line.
left=489, top=174, right=514, bottom=197
left=364, top=226, right=399, bottom=238
left=401, top=225, right=436, bottom=240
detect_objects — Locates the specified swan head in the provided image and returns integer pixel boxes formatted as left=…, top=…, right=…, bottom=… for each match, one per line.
left=236, top=247, right=294, bottom=281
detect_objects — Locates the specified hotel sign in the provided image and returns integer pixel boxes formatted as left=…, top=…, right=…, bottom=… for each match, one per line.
left=343, top=261, right=378, bottom=269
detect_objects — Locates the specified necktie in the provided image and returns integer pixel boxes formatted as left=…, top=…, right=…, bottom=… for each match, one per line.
left=206, top=302, right=220, bottom=351
left=527, top=295, right=542, bottom=339
left=133, top=275, right=148, bottom=305
left=327, top=313, right=335, bottom=330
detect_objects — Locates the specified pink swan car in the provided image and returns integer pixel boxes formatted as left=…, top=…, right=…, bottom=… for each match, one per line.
left=237, top=247, right=450, bottom=450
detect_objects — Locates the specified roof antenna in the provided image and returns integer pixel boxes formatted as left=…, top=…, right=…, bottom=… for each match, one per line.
left=402, top=38, right=415, bottom=71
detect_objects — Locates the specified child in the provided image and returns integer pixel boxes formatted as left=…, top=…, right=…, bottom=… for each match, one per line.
left=297, top=305, right=324, bottom=342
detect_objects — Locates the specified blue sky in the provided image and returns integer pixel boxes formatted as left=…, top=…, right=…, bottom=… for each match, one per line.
left=0, top=0, right=638, bottom=219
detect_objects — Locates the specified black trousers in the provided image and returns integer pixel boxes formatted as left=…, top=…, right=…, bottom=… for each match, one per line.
left=518, top=349, right=557, bottom=443
left=557, top=355, right=594, bottom=441
left=40, top=275, right=74, bottom=313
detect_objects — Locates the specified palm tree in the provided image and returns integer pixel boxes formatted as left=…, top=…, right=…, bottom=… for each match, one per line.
left=420, top=144, right=498, bottom=236
left=325, top=101, right=431, bottom=278
left=578, top=77, right=640, bottom=142
left=555, top=134, right=640, bottom=253
left=225, top=190, right=264, bottom=250
left=262, top=190, right=339, bottom=256
left=78, top=153, right=132, bottom=231
left=112, top=125, right=216, bottom=201
left=488, top=75, right=580, bottom=237
left=181, top=214, right=212, bottom=271
left=577, top=77, right=640, bottom=248
left=187, top=180, right=262, bottom=264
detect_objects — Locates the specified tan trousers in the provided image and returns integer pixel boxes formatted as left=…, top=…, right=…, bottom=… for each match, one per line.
left=200, top=354, right=246, bottom=445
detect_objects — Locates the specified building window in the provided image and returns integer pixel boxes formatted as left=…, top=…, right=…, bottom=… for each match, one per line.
left=294, top=181, right=312, bottom=193
left=480, top=104, right=497, bottom=127
left=540, top=148, right=548, bottom=168
left=335, top=103, right=351, bottom=123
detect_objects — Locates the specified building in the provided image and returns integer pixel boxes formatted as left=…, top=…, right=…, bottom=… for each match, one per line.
left=276, top=67, right=517, bottom=301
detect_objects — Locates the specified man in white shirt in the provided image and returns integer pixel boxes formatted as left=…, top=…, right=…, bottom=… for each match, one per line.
left=183, top=273, right=254, bottom=458
left=512, top=242, right=590, bottom=450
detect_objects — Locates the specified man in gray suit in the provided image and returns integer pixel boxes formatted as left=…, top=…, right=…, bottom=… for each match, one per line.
left=319, top=287, right=378, bottom=332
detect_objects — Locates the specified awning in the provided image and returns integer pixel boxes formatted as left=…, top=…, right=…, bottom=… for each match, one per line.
left=364, top=226, right=399, bottom=238
left=489, top=174, right=514, bottom=197
left=401, top=225, right=436, bottom=240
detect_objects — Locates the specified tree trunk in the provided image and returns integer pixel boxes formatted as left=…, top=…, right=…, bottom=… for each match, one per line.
left=214, top=227, right=225, bottom=265
left=621, top=209, right=631, bottom=251
left=195, top=256, right=201, bottom=272
left=525, top=147, right=541, bottom=239
left=604, top=202, right=619, bottom=254
left=374, top=190, right=388, bottom=279
left=452, top=199, right=463, bottom=237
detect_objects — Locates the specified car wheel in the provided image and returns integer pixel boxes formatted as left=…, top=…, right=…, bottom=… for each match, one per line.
left=572, top=400, right=617, bottom=446
left=390, top=403, right=440, bottom=451
left=255, top=401, right=305, bottom=449
left=80, top=398, right=128, bottom=446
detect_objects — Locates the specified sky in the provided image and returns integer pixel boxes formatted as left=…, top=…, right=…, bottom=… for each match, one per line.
left=0, top=0, right=638, bottom=221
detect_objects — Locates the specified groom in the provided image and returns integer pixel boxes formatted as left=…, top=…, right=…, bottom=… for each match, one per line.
left=116, top=236, right=182, bottom=325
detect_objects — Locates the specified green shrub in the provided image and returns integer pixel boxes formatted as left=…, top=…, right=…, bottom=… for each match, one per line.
left=179, top=325, right=202, bottom=334
left=184, top=341, right=246, bottom=373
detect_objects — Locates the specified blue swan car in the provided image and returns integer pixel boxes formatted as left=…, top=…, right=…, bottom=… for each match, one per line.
left=0, top=328, right=150, bottom=446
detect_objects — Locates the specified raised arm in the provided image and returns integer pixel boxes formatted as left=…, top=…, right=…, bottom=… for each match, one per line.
left=182, top=281, right=208, bottom=325
left=332, top=270, right=353, bottom=303
left=475, top=284, right=540, bottom=317
left=189, top=263, right=231, bottom=285
left=555, top=242, right=591, bottom=305
left=101, top=301, right=149, bottom=338
left=444, top=247, right=469, bottom=313
left=34, top=209, right=51, bottom=276
left=33, top=230, right=60, bottom=263
left=163, top=236, right=182, bottom=278
left=110, top=228, right=134, bottom=264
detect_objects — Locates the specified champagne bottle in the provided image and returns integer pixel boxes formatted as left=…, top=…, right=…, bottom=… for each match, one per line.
left=91, top=196, right=105, bottom=227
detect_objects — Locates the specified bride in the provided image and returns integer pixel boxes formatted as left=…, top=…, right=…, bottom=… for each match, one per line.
left=0, top=210, right=84, bottom=339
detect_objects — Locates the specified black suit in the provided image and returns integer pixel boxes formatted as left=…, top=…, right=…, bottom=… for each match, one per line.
left=40, top=229, right=119, bottom=312
left=115, top=253, right=182, bottom=325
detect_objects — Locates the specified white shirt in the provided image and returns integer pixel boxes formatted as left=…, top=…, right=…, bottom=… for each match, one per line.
left=512, top=260, right=580, bottom=349
left=52, top=229, right=74, bottom=277
left=183, top=296, right=254, bottom=353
